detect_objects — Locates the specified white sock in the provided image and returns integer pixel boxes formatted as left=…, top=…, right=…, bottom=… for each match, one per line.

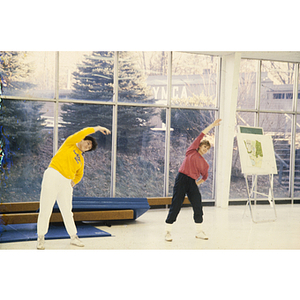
left=195, top=223, right=203, bottom=233
left=165, top=223, right=173, bottom=233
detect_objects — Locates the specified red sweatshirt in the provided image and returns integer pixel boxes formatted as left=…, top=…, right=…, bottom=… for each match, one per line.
left=178, top=132, right=209, bottom=181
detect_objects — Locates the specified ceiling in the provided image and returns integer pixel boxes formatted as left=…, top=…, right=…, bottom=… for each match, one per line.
left=185, top=51, right=300, bottom=63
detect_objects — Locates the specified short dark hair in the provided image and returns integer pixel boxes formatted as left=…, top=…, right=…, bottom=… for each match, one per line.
left=199, top=140, right=211, bottom=149
left=84, top=135, right=98, bottom=152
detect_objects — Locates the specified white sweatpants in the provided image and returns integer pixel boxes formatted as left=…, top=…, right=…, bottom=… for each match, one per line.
left=37, top=168, right=77, bottom=237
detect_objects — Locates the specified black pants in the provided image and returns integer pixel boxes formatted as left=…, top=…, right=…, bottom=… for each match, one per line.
left=166, top=173, right=203, bottom=224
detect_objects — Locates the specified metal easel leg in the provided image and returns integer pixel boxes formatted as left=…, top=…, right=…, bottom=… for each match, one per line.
left=245, top=174, right=277, bottom=223
left=269, top=174, right=277, bottom=220
left=243, top=175, right=256, bottom=222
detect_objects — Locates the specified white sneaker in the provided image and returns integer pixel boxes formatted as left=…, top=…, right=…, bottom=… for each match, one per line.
left=37, top=236, right=45, bottom=250
left=165, top=231, right=172, bottom=242
left=70, top=236, right=84, bottom=247
left=195, top=231, right=209, bottom=240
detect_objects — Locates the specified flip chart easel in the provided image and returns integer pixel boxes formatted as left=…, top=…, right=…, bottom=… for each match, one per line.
left=237, top=126, right=278, bottom=223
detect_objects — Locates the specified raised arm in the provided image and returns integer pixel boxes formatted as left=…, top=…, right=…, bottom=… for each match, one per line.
left=94, top=126, right=111, bottom=135
left=202, top=118, right=222, bottom=135
left=195, top=118, right=221, bottom=186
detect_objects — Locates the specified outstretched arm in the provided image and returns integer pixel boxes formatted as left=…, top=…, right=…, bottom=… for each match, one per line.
left=94, top=126, right=111, bottom=135
left=195, top=118, right=221, bottom=186
left=202, top=118, right=222, bottom=135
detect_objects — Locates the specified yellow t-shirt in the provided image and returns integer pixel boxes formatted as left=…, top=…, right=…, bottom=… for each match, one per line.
left=49, top=127, right=95, bottom=184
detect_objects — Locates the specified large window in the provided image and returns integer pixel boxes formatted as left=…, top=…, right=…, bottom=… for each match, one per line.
left=2, top=51, right=300, bottom=204
left=230, top=59, right=300, bottom=203
left=1, top=51, right=184, bottom=202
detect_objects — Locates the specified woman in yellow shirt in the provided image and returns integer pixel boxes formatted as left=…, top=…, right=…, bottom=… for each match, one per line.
left=37, top=125, right=111, bottom=250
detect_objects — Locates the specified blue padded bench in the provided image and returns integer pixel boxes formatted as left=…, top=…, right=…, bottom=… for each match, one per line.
left=0, top=198, right=150, bottom=225
left=53, top=197, right=150, bottom=220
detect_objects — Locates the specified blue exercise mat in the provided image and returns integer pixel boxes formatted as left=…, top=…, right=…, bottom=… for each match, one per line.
left=0, top=223, right=111, bottom=243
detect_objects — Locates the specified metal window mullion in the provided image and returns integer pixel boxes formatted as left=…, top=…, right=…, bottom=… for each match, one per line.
left=53, top=51, right=59, bottom=155
left=251, top=60, right=262, bottom=199
left=1, top=95, right=57, bottom=102
left=237, top=108, right=294, bottom=114
left=212, top=56, right=222, bottom=201
left=1, top=94, right=218, bottom=111
left=110, top=51, right=119, bottom=197
left=255, top=60, right=261, bottom=127
left=289, top=63, right=299, bottom=201
left=163, top=51, right=172, bottom=197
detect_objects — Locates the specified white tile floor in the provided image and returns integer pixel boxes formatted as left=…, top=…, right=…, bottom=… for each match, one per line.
left=1, top=203, right=300, bottom=250
left=2, top=204, right=300, bottom=300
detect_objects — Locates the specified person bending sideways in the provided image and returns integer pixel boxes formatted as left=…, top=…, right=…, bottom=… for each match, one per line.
left=36, top=126, right=111, bottom=250
left=165, top=118, right=221, bottom=242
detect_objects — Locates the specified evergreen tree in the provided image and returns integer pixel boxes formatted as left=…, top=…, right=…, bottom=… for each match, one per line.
left=61, top=51, right=155, bottom=153
left=0, top=51, right=31, bottom=91
left=70, top=51, right=114, bottom=101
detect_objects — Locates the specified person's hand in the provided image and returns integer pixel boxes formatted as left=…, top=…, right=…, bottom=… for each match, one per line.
left=100, top=127, right=111, bottom=135
left=95, top=126, right=111, bottom=135
left=71, top=180, right=75, bottom=188
left=212, top=118, right=222, bottom=127
left=196, top=179, right=204, bottom=185
left=202, top=118, right=222, bottom=134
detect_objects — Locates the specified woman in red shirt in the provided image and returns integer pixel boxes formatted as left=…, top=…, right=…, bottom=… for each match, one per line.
left=165, top=118, right=221, bottom=242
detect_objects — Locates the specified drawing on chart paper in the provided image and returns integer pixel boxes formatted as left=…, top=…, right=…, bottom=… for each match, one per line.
left=243, top=139, right=263, bottom=168
left=237, top=133, right=277, bottom=175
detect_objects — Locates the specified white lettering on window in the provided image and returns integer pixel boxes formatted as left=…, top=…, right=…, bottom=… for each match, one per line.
left=162, top=87, right=168, bottom=99
left=181, top=86, right=188, bottom=98
left=173, top=86, right=179, bottom=98
left=152, top=86, right=160, bottom=99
